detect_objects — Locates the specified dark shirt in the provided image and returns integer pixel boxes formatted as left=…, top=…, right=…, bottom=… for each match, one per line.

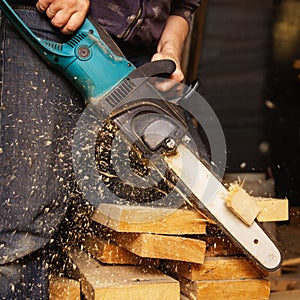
left=89, top=0, right=201, bottom=59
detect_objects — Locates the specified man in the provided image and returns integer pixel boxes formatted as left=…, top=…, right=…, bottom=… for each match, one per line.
left=0, top=0, right=200, bottom=297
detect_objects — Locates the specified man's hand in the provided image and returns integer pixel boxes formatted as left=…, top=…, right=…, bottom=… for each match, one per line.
left=36, top=0, right=90, bottom=34
left=151, top=15, right=189, bottom=91
left=151, top=50, right=184, bottom=83
left=151, top=48, right=185, bottom=92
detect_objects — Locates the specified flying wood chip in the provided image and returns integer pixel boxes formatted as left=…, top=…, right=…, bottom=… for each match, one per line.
left=225, top=184, right=261, bottom=226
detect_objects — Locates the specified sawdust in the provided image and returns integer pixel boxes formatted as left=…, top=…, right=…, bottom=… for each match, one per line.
left=94, top=118, right=177, bottom=204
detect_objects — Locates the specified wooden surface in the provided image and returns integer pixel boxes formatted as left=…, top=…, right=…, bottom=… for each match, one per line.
left=164, top=257, right=266, bottom=281
left=204, top=235, right=243, bottom=257
left=269, top=273, right=300, bottom=292
left=180, top=294, right=190, bottom=300
left=62, top=190, right=283, bottom=299
left=282, top=257, right=300, bottom=267
left=270, top=289, right=300, bottom=300
left=224, top=183, right=288, bottom=223
left=226, top=185, right=261, bottom=226
left=112, top=232, right=206, bottom=264
left=92, top=204, right=208, bottom=235
left=49, top=276, right=80, bottom=300
left=181, top=278, right=270, bottom=300
left=69, top=250, right=180, bottom=300
left=256, top=197, right=289, bottom=222
left=85, top=236, right=159, bottom=266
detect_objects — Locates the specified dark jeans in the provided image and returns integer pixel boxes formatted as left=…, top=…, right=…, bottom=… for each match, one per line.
left=0, top=6, right=84, bottom=298
left=0, top=249, right=49, bottom=299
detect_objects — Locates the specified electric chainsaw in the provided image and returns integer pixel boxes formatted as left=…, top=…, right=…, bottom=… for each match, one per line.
left=0, top=0, right=282, bottom=271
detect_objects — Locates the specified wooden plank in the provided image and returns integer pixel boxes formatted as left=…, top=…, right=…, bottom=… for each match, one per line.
left=225, top=184, right=261, bottom=226
left=204, top=235, right=243, bottom=257
left=163, top=257, right=266, bottom=281
left=269, top=274, right=300, bottom=292
left=282, top=257, right=300, bottom=267
left=49, top=276, right=80, bottom=300
left=92, top=204, right=208, bottom=235
left=113, top=232, right=206, bottom=264
left=181, top=278, right=270, bottom=300
left=180, top=294, right=190, bottom=300
left=69, top=250, right=180, bottom=300
left=255, top=197, right=289, bottom=222
left=270, top=289, right=300, bottom=300
left=85, top=236, right=159, bottom=266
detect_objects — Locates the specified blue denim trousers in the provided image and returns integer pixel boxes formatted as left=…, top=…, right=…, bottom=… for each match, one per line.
left=0, top=6, right=84, bottom=298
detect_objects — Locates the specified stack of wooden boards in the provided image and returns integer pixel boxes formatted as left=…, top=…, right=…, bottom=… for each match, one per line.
left=48, top=184, right=290, bottom=300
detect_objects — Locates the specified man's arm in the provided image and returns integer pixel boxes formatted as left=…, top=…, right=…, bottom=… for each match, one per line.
left=36, top=0, right=90, bottom=34
left=151, top=15, right=189, bottom=88
left=152, top=0, right=200, bottom=86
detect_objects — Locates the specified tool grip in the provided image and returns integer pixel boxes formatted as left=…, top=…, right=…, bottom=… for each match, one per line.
left=134, top=60, right=176, bottom=78
left=0, top=0, right=178, bottom=103
left=0, top=0, right=135, bottom=102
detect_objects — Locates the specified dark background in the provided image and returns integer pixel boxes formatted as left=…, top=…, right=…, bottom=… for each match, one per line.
left=195, top=0, right=300, bottom=206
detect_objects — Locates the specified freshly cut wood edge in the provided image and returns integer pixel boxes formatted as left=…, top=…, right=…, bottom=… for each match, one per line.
left=225, top=184, right=261, bottom=226
left=84, top=236, right=159, bottom=266
left=68, top=249, right=180, bottom=300
left=92, top=204, right=209, bottom=235
left=163, top=257, right=267, bottom=281
left=181, top=278, right=270, bottom=300
left=113, top=232, right=206, bottom=264
left=49, top=276, right=80, bottom=300
left=255, top=197, right=289, bottom=222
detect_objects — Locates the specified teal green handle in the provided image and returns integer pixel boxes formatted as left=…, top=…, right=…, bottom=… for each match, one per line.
left=0, top=0, right=135, bottom=103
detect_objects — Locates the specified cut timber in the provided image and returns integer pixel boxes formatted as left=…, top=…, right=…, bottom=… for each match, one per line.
left=92, top=204, right=208, bottom=235
left=204, top=235, right=243, bottom=257
left=181, top=278, right=270, bottom=300
left=270, top=289, right=300, bottom=300
left=282, top=257, right=300, bottom=267
left=49, top=276, right=80, bottom=300
left=269, top=273, right=300, bottom=292
left=163, top=257, right=267, bottom=281
left=69, top=250, right=180, bottom=300
left=225, top=184, right=261, bottom=226
left=180, top=294, right=190, bottom=300
left=255, top=197, right=289, bottom=222
left=85, top=236, right=159, bottom=266
left=112, top=232, right=206, bottom=264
